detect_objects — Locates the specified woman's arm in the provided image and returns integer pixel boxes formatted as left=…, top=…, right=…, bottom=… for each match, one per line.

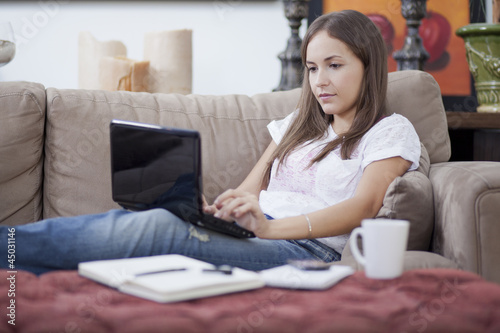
left=236, top=140, right=277, bottom=195
left=214, top=156, right=411, bottom=239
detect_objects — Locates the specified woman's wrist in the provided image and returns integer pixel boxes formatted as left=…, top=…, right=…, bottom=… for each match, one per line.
left=303, top=214, right=313, bottom=238
left=258, top=215, right=313, bottom=240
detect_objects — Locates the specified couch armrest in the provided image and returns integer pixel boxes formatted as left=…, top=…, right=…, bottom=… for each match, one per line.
left=429, top=161, right=500, bottom=284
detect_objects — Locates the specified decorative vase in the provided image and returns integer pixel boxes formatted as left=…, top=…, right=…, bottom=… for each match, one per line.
left=456, top=23, right=500, bottom=113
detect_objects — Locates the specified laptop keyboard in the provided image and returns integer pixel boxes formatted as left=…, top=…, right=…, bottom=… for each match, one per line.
left=194, top=214, right=256, bottom=238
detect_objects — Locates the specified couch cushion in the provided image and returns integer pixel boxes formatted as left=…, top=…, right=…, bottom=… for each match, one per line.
left=386, top=70, right=451, bottom=164
left=375, top=170, right=434, bottom=251
left=0, top=82, right=46, bottom=225
left=43, top=88, right=301, bottom=218
left=376, top=143, right=434, bottom=251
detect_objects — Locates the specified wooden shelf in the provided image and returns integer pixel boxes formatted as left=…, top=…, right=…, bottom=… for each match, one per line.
left=446, top=111, right=500, bottom=162
left=446, top=112, right=500, bottom=130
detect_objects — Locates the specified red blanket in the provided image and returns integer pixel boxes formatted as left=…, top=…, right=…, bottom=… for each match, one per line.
left=1, top=268, right=500, bottom=333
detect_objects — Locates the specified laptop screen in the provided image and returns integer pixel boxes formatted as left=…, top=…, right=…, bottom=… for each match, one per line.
left=110, top=120, right=202, bottom=222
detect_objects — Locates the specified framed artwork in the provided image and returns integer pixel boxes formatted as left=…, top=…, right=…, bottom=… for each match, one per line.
left=309, top=0, right=485, bottom=111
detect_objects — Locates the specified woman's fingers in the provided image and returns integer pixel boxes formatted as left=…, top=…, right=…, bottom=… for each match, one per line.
left=232, top=202, right=255, bottom=218
left=213, top=190, right=258, bottom=220
left=225, top=198, right=256, bottom=218
left=212, top=189, right=269, bottom=237
left=203, top=204, right=216, bottom=214
left=213, top=189, right=238, bottom=207
left=201, top=195, right=215, bottom=213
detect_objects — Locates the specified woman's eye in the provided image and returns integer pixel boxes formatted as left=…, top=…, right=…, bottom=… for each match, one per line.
left=330, top=63, right=341, bottom=69
left=307, top=66, right=317, bottom=73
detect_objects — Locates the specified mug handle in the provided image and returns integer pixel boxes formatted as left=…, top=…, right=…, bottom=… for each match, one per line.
left=349, top=227, right=366, bottom=267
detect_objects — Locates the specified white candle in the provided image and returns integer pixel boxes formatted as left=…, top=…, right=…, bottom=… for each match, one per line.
left=78, top=32, right=127, bottom=90
left=143, top=29, right=192, bottom=95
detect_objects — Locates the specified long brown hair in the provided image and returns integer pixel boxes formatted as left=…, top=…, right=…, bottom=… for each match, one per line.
left=261, top=10, right=388, bottom=189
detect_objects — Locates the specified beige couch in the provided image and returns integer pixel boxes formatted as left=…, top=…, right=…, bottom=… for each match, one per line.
left=1, top=70, right=499, bottom=283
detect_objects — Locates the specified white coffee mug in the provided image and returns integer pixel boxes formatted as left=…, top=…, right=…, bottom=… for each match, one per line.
left=349, top=219, right=410, bottom=279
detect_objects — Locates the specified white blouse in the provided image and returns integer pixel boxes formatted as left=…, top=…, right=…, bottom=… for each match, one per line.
left=259, top=111, right=421, bottom=254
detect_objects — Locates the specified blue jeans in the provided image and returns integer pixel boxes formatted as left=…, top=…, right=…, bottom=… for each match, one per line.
left=0, top=209, right=341, bottom=275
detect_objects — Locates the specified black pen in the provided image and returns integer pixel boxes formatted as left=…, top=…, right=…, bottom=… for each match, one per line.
left=202, top=265, right=233, bottom=275
left=134, top=268, right=187, bottom=277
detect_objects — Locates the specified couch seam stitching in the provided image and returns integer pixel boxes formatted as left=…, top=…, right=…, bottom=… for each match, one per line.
left=0, top=91, right=44, bottom=115
left=49, top=94, right=278, bottom=121
left=388, top=73, right=418, bottom=84
left=43, top=101, right=52, bottom=219
left=432, top=164, right=492, bottom=189
left=475, top=188, right=500, bottom=277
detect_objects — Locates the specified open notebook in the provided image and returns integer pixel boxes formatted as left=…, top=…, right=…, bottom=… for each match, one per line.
left=79, top=255, right=264, bottom=303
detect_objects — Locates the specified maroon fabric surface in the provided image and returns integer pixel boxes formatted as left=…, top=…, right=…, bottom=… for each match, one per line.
left=1, top=268, right=500, bottom=333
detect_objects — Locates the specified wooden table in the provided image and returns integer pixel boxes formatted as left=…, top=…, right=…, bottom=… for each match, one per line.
left=446, top=112, right=500, bottom=161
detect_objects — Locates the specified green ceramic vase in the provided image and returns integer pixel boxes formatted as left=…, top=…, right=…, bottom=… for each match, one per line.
left=456, top=23, right=500, bottom=113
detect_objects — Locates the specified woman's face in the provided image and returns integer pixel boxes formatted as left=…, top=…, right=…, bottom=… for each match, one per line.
left=306, top=30, right=364, bottom=121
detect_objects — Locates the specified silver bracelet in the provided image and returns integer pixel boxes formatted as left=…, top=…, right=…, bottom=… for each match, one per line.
left=303, top=214, right=312, bottom=238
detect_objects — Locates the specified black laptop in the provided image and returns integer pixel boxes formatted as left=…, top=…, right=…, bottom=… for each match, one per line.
left=109, top=119, right=255, bottom=238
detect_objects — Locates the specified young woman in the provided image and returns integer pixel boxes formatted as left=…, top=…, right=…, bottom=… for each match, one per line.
left=1, top=10, right=420, bottom=274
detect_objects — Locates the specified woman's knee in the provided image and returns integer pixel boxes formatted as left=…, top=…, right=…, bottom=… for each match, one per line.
left=127, top=209, right=188, bottom=234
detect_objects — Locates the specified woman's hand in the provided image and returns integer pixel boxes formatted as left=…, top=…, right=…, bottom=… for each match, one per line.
left=201, top=194, right=240, bottom=222
left=201, top=195, right=218, bottom=215
left=212, top=189, right=270, bottom=237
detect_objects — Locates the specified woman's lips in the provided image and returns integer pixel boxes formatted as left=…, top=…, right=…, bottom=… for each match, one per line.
left=319, top=93, right=335, bottom=101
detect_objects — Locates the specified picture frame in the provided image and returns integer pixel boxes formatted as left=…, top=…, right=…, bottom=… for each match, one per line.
left=309, top=0, right=485, bottom=112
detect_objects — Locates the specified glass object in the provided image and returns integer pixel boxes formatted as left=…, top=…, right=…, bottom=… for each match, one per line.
left=0, top=21, right=15, bottom=67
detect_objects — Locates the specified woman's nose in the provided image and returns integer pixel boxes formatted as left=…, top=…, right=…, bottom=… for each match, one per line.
left=314, top=70, right=329, bottom=87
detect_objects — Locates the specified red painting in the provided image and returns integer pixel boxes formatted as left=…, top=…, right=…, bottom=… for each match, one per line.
left=323, top=0, right=471, bottom=96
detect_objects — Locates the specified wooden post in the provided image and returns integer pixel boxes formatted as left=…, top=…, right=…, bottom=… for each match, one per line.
left=493, top=0, right=500, bottom=23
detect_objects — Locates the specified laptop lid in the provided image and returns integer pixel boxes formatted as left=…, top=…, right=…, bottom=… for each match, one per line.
left=109, top=120, right=204, bottom=223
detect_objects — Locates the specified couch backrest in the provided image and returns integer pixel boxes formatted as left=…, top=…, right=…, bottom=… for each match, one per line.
left=0, top=82, right=46, bottom=225
left=386, top=70, right=451, bottom=164
left=42, top=88, right=301, bottom=219
left=0, top=70, right=450, bottom=224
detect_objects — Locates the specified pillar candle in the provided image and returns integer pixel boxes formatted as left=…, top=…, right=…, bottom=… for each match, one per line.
left=78, top=31, right=127, bottom=90
left=143, top=29, right=192, bottom=94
